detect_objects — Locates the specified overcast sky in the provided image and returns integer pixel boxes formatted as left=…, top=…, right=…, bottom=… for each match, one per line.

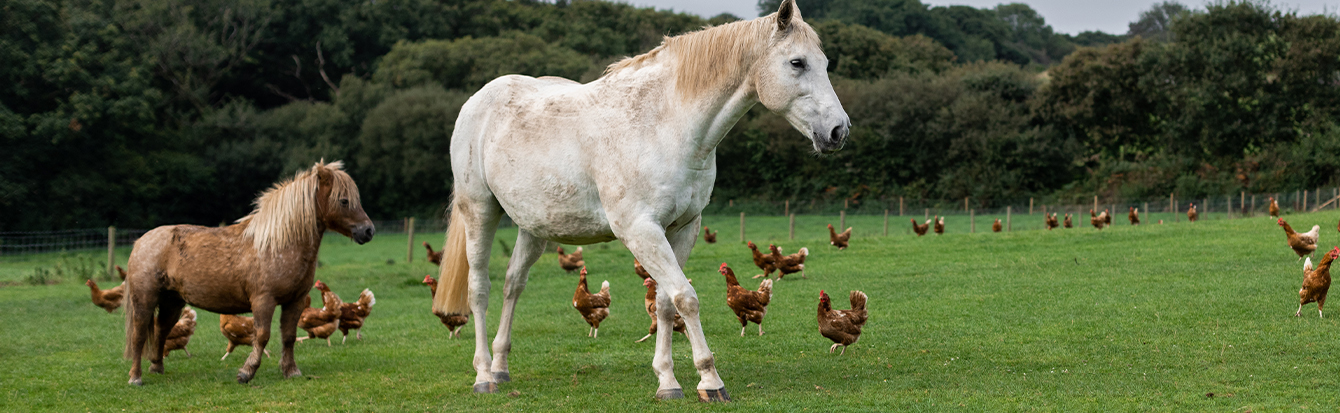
left=620, top=0, right=1338, bottom=35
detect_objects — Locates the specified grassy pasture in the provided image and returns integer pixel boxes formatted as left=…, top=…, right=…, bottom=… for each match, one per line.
left=3, top=211, right=1340, bottom=411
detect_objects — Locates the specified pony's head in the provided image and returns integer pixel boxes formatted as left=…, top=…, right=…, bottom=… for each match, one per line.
left=312, top=161, right=375, bottom=245
left=240, top=160, right=375, bottom=253
left=754, top=0, right=850, bottom=153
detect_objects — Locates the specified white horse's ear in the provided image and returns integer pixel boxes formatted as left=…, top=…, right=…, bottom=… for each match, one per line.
left=777, top=0, right=801, bottom=31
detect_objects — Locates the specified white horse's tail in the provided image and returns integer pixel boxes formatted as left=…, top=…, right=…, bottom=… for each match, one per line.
left=433, top=202, right=471, bottom=317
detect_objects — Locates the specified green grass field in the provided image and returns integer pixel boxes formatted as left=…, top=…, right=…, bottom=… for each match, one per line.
left=3, top=211, right=1340, bottom=411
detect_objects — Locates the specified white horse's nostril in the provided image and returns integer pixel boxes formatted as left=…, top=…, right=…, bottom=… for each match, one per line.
left=830, top=124, right=848, bottom=142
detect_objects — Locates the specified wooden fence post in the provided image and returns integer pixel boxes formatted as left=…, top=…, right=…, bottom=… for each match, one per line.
left=1240, top=191, right=1245, bottom=215
left=964, top=197, right=969, bottom=213
left=1226, top=196, right=1231, bottom=219
left=107, top=226, right=116, bottom=279
left=1143, top=202, right=1148, bottom=222
left=899, top=197, right=904, bottom=216
left=839, top=210, right=845, bottom=232
left=883, top=209, right=889, bottom=237
left=1006, top=206, right=1012, bottom=232
left=406, top=217, right=415, bottom=263
left=1029, top=198, right=1034, bottom=214
left=739, top=212, right=745, bottom=243
left=785, top=200, right=789, bottom=217
left=1093, top=196, right=1098, bottom=214
left=924, top=208, right=929, bottom=220
left=789, top=214, right=795, bottom=240
left=1303, top=190, right=1308, bottom=212
left=844, top=199, right=848, bottom=210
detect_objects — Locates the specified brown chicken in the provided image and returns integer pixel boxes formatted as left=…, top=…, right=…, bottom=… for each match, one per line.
left=1297, top=247, right=1338, bottom=317
left=1063, top=213, right=1073, bottom=228
left=423, top=241, right=443, bottom=266
left=572, top=267, right=610, bottom=338
left=557, top=246, right=585, bottom=273
left=1103, top=208, right=1112, bottom=226
left=911, top=218, right=930, bottom=236
left=828, top=224, right=852, bottom=248
left=992, top=219, right=1002, bottom=232
left=768, top=244, right=808, bottom=279
left=296, top=280, right=342, bottom=346
left=338, top=289, right=376, bottom=343
left=423, top=275, right=469, bottom=338
left=162, top=307, right=197, bottom=357
left=748, top=241, right=778, bottom=276
left=1090, top=209, right=1104, bottom=230
left=219, top=314, right=270, bottom=360
left=635, top=277, right=686, bottom=343
left=1269, top=196, right=1280, bottom=218
left=817, top=290, right=868, bottom=355
left=86, top=278, right=125, bottom=312
left=932, top=217, right=945, bottom=234
left=1187, top=203, right=1198, bottom=222
left=1128, top=207, right=1140, bottom=225
left=1279, top=218, right=1320, bottom=260
left=720, top=263, right=772, bottom=336
left=703, top=227, right=717, bottom=243
left=1045, top=213, right=1059, bottom=230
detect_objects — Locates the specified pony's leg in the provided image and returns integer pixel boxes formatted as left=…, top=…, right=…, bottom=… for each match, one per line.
left=125, top=287, right=159, bottom=386
left=622, top=217, right=729, bottom=402
left=489, top=229, right=545, bottom=383
left=461, top=201, right=502, bottom=393
left=238, top=297, right=277, bottom=384
left=277, top=299, right=304, bottom=378
left=148, top=297, right=185, bottom=374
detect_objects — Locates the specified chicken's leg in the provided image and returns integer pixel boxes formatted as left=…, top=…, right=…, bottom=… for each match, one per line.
left=1296, top=304, right=1303, bottom=317
left=829, top=343, right=839, bottom=354
left=758, top=324, right=764, bottom=336
left=594, top=328, right=599, bottom=338
left=739, top=326, right=745, bottom=337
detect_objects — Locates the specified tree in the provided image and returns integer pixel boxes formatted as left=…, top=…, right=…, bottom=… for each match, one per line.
left=1127, top=1, right=1192, bottom=41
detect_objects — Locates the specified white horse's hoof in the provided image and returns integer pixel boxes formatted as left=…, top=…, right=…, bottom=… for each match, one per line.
left=494, top=372, right=511, bottom=383
left=473, top=382, right=498, bottom=393
left=655, top=388, right=684, bottom=400
left=697, top=388, right=731, bottom=402
left=128, top=378, right=143, bottom=386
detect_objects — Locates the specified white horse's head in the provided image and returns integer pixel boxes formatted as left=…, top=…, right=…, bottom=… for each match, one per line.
left=753, top=0, right=850, bottom=154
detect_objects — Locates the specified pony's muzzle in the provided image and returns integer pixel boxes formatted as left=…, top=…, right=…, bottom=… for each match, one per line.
left=353, top=224, right=375, bottom=244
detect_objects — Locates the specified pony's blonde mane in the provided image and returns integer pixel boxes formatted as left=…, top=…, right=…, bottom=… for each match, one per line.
left=238, top=160, right=361, bottom=253
left=604, top=11, right=820, bottom=100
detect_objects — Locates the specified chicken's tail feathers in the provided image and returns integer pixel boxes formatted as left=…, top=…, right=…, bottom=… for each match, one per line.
left=433, top=199, right=470, bottom=318
left=849, top=290, right=867, bottom=311
left=599, top=280, right=610, bottom=296
left=1305, top=257, right=1314, bottom=274
left=798, top=247, right=809, bottom=257
left=359, top=288, right=376, bottom=307
left=759, top=278, right=773, bottom=295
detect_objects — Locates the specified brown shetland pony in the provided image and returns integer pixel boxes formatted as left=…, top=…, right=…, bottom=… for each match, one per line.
left=123, top=161, right=374, bottom=385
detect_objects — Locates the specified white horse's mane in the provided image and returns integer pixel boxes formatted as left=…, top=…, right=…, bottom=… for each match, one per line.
left=603, top=12, right=820, bottom=100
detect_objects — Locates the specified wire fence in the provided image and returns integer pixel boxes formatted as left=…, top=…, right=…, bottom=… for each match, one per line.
left=3, top=188, right=1336, bottom=256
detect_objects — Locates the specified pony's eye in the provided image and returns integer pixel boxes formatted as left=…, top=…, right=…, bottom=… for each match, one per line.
left=790, top=59, right=805, bottom=69
left=340, top=199, right=349, bottom=207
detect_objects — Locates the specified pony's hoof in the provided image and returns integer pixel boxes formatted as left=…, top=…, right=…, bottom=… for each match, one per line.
left=493, top=372, right=511, bottom=383
left=149, top=363, right=164, bottom=374
left=284, top=369, right=302, bottom=379
left=655, top=388, right=684, bottom=400
left=473, top=382, right=498, bottom=393
left=237, top=372, right=253, bottom=384
left=128, top=378, right=143, bottom=386
left=697, top=388, right=731, bottom=403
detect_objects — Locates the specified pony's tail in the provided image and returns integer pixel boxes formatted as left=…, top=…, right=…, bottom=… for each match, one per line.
left=433, top=201, right=471, bottom=318
left=122, top=272, right=136, bottom=359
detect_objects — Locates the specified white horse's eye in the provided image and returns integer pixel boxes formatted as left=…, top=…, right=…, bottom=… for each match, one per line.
left=790, top=59, right=805, bottom=69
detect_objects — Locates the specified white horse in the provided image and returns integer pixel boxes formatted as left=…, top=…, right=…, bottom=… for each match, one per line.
left=432, top=0, right=849, bottom=401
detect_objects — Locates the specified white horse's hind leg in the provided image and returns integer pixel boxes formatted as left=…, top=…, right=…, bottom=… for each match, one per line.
left=489, top=230, right=545, bottom=383
left=460, top=201, right=502, bottom=393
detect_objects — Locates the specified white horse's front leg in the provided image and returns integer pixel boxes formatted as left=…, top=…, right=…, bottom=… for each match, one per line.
left=489, top=230, right=545, bottom=383
left=623, top=218, right=729, bottom=402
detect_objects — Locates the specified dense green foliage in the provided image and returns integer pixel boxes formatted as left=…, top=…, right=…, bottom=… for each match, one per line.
left=1, top=0, right=1337, bottom=230
left=6, top=212, right=1340, bottom=409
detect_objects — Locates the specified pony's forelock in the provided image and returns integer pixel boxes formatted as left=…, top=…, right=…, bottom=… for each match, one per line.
left=603, top=11, right=821, bottom=100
